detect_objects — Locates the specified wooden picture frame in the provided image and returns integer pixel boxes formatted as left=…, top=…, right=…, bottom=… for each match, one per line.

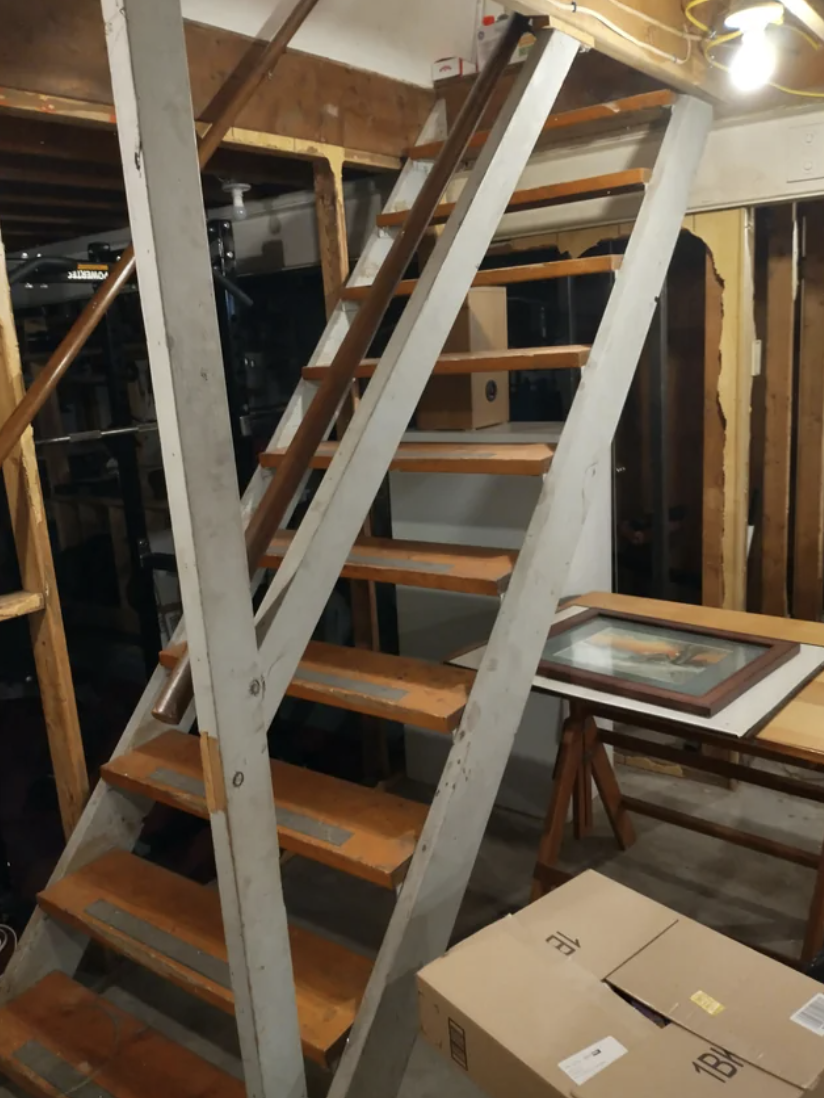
left=538, top=609, right=800, bottom=717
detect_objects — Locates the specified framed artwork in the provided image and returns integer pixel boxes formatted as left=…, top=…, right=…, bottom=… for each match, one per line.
left=538, top=609, right=800, bottom=717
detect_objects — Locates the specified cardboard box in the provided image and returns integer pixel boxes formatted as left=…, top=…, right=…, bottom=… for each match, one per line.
left=418, top=871, right=824, bottom=1098
left=416, top=287, right=510, bottom=431
left=432, top=56, right=477, bottom=82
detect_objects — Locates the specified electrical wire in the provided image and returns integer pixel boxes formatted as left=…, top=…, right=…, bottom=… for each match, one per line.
left=544, top=0, right=693, bottom=63
left=685, top=0, right=713, bottom=33
left=601, top=0, right=701, bottom=40
left=703, top=33, right=824, bottom=96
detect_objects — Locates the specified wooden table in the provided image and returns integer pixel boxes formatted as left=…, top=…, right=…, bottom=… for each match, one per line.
left=527, top=592, right=824, bottom=967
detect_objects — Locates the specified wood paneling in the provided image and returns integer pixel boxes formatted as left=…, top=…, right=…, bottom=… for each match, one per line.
left=0, top=0, right=433, bottom=159
left=760, top=205, right=796, bottom=617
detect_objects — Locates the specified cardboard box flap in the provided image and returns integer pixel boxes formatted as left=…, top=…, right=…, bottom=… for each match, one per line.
left=572, top=1023, right=805, bottom=1098
left=608, top=920, right=824, bottom=1089
left=418, top=919, right=654, bottom=1095
left=512, top=870, right=678, bottom=979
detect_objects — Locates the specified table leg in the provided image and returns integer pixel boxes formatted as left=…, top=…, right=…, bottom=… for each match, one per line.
left=573, top=734, right=594, bottom=840
left=531, top=715, right=583, bottom=901
left=802, top=832, right=824, bottom=966
left=587, top=717, right=636, bottom=851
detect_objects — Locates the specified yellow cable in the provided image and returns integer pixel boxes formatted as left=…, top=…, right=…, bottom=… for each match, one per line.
left=782, top=22, right=823, bottom=51
left=704, top=34, right=824, bottom=96
left=685, top=0, right=712, bottom=33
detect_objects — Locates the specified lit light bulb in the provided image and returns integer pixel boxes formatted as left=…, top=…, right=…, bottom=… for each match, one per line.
left=729, top=26, right=777, bottom=90
left=724, top=1, right=783, bottom=93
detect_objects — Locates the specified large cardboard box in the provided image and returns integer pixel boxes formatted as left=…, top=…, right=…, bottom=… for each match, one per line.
left=416, top=287, right=510, bottom=431
left=418, top=872, right=824, bottom=1098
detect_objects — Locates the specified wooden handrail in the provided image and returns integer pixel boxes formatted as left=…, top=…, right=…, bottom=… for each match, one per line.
left=0, top=0, right=323, bottom=469
left=151, top=13, right=531, bottom=726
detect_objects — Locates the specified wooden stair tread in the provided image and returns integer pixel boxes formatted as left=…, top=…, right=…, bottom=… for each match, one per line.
left=0, top=971, right=245, bottom=1098
left=262, top=531, right=518, bottom=596
left=260, top=440, right=555, bottom=476
left=340, top=256, right=621, bottom=301
left=38, top=850, right=372, bottom=1067
left=159, top=640, right=475, bottom=734
left=408, top=90, right=677, bottom=161
left=103, top=730, right=427, bottom=888
left=376, top=169, right=651, bottom=229
left=304, top=346, right=589, bottom=380
left=0, top=589, right=44, bottom=622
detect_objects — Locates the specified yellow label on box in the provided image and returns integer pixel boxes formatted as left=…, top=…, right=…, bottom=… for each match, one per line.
left=691, top=990, right=725, bottom=1016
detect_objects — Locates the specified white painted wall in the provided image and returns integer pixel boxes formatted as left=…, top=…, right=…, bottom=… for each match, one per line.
left=182, top=0, right=486, bottom=86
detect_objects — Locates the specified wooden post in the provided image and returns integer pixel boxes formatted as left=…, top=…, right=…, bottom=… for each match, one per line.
left=695, top=210, right=755, bottom=610
left=0, top=229, right=89, bottom=838
left=794, top=202, right=824, bottom=622
left=314, top=152, right=387, bottom=778
left=760, top=205, right=796, bottom=617
left=313, top=153, right=349, bottom=317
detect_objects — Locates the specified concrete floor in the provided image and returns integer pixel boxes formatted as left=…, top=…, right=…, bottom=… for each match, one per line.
left=2, top=759, right=823, bottom=1097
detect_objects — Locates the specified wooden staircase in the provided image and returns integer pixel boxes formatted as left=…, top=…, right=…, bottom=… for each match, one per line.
left=0, top=16, right=711, bottom=1098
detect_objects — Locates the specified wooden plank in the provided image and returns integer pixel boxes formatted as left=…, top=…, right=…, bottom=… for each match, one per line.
left=314, top=153, right=349, bottom=318
left=409, top=89, right=677, bottom=161
left=259, top=440, right=555, bottom=476
left=341, top=256, right=622, bottom=301
left=0, top=589, right=44, bottom=621
left=376, top=169, right=651, bottom=229
left=303, top=346, right=590, bottom=380
left=262, top=531, right=518, bottom=596
left=160, top=640, right=475, bottom=735
left=573, top=590, right=824, bottom=646
left=0, top=0, right=433, bottom=162
left=760, top=205, right=796, bottom=617
left=622, top=795, right=819, bottom=867
left=37, top=851, right=372, bottom=1068
left=0, top=227, right=89, bottom=838
left=512, top=0, right=724, bottom=98
left=0, top=972, right=246, bottom=1098
left=695, top=210, right=755, bottom=611
left=794, top=202, right=824, bottom=621
left=102, top=730, right=427, bottom=888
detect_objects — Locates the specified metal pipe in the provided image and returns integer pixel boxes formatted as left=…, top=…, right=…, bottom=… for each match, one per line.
left=35, top=423, right=158, bottom=447
left=0, top=0, right=322, bottom=470
left=151, top=13, right=531, bottom=726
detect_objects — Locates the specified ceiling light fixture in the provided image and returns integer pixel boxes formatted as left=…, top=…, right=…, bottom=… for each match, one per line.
left=724, top=1, right=784, bottom=91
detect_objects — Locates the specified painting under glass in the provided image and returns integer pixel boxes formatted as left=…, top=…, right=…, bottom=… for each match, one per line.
left=542, top=617, right=767, bottom=699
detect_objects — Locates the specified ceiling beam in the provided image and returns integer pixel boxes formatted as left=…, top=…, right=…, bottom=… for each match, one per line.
left=0, top=156, right=123, bottom=191
left=0, top=211, right=118, bottom=226
left=509, top=0, right=727, bottom=97
left=782, top=0, right=824, bottom=44
left=0, top=0, right=428, bottom=164
left=0, top=191, right=126, bottom=212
